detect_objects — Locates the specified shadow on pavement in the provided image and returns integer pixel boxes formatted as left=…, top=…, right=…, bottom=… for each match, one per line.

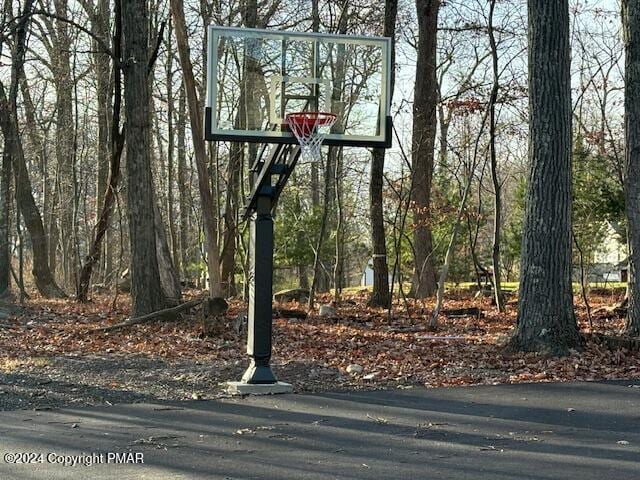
left=0, top=380, right=639, bottom=479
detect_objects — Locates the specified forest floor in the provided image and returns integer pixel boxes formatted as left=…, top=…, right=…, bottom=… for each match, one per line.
left=0, top=289, right=638, bottom=411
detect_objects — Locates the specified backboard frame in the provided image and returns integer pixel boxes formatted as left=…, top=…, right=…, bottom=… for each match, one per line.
left=204, top=25, right=393, bottom=148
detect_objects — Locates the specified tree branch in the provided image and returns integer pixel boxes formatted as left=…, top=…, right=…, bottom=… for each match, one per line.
left=28, top=9, right=118, bottom=62
left=91, top=297, right=205, bottom=333
left=147, top=19, right=166, bottom=76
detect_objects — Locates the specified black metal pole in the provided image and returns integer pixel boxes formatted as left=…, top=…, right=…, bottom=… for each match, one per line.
left=241, top=194, right=277, bottom=384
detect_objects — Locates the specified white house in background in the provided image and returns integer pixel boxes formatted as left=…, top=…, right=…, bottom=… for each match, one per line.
left=584, top=221, right=628, bottom=283
left=361, top=259, right=394, bottom=287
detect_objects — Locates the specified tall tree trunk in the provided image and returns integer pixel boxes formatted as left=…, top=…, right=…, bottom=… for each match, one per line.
left=369, top=0, right=397, bottom=308
left=122, top=0, right=167, bottom=316
left=53, top=0, right=75, bottom=289
left=310, top=0, right=320, bottom=207
left=165, top=19, right=179, bottom=278
left=0, top=0, right=9, bottom=293
left=410, top=0, right=439, bottom=299
left=0, top=0, right=64, bottom=298
left=488, top=0, right=505, bottom=312
left=93, top=0, right=111, bottom=220
left=333, top=147, right=344, bottom=303
left=623, top=0, right=640, bottom=337
left=92, top=0, right=113, bottom=283
left=170, top=0, right=223, bottom=298
left=509, top=0, right=581, bottom=354
left=0, top=131, right=10, bottom=297
left=147, top=29, right=181, bottom=305
left=177, top=86, right=190, bottom=277
left=325, top=3, right=349, bottom=297
left=77, top=0, right=124, bottom=302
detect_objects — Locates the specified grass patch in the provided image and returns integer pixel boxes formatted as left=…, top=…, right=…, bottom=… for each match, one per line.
left=342, top=282, right=627, bottom=295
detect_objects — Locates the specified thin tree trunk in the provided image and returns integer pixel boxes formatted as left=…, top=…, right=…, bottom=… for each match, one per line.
left=328, top=5, right=348, bottom=300
left=165, top=19, right=179, bottom=278
left=53, top=0, right=76, bottom=289
left=623, top=0, right=640, bottom=337
left=93, top=0, right=111, bottom=221
left=369, top=0, right=397, bottom=308
left=0, top=132, right=10, bottom=296
left=16, top=205, right=25, bottom=304
left=93, top=0, right=113, bottom=283
left=333, top=147, right=344, bottom=303
left=0, top=2, right=9, bottom=292
left=309, top=152, right=333, bottom=310
left=17, top=64, right=55, bottom=282
left=430, top=163, right=475, bottom=328
left=177, top=86, right=190, bottom=277
left=170, top=0, right=223, bottom=298
left=0, top=0, right=65, bottom=298
left=430, top=106, right=489, bottom=327
left=77, top=0, right=124, bottom=302
left=488, top=0, right=505, bottom=312
left=310, top=0, right=320, bottom=207
left=0, top=102, right=64, bottom=298
left=411, top=0, right=440, bottom=298
left=153, top=191, right=181, bottom=302
left=509, top=0, right=581, bottom=354
left=222, top=121, right=243, bottom=297
left=147, top=28, right=181, bottom=305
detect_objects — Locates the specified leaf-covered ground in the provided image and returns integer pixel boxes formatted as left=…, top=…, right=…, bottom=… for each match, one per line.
left=0, top=289, right=638, bottom=409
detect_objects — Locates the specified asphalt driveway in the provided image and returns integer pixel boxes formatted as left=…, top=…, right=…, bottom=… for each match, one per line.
left=0, top=380, right=639, bottom=479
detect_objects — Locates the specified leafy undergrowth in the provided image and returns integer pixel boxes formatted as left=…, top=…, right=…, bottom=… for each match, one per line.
left=0, top=289, right=638, bottom=393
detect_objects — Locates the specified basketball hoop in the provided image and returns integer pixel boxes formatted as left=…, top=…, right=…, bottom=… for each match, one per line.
left=286, top=112, right=337, bottom=162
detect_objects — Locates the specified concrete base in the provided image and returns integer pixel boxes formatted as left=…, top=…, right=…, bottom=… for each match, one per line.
left=226, top=381, right=293, bottom=396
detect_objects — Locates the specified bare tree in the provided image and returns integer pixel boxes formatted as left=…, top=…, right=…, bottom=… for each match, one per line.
left=121, top=0, right=168, bottom=315
left=170, top=0, right=222, bottom=298
left=0, top=0, right=65, bottom=298
left=368, top=0, right=397, bottom=308
left=77, top=0, right=124, bottom=302
left=487, top=0, right=504, bottom=311
left=0, top=0, right=10, bottom=298
left=176, top=86, right=190, bottom=276
left=410, top=0, right=440, bottom=299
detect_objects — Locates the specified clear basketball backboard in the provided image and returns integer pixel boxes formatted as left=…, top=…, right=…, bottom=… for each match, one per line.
left=205, top=26, right=392, bottom=148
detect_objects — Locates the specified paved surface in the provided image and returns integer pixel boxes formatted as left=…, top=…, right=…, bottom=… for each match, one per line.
left=0, top=381, right=639, bottom=479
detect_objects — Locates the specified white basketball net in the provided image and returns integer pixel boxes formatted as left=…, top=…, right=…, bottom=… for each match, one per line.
left=286, top=112, right=337, bottom=162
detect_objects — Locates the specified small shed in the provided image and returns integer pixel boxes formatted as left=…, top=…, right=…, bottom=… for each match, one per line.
left=361, top=259, right=393, bottom=287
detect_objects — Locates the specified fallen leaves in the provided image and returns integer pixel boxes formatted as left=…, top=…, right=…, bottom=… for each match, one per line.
left=0, top=291, right=638, bottom=393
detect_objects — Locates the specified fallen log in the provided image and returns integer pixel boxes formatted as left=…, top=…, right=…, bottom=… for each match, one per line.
left=442, top=307, right=483, bottom=318
left=384, top=326, right=428, bottom=333
left=588, top=333, right=640, bottom=352
left=591, top=305, right=627, bottom=318
left=274, top=308, right=307, bottom=320
left=92, top=298, right=205, bottom=333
